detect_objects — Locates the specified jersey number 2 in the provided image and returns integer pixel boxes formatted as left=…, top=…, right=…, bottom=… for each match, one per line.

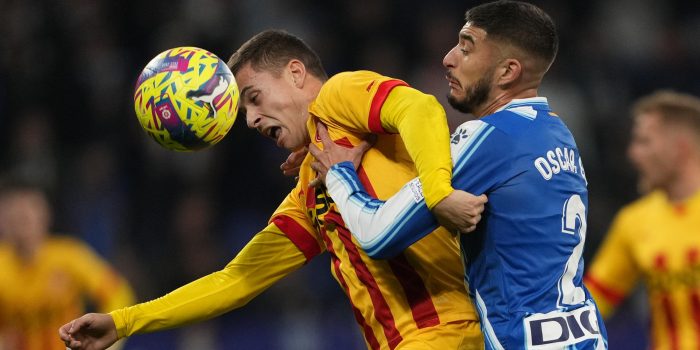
left=558, top=194, right=587, bottom=307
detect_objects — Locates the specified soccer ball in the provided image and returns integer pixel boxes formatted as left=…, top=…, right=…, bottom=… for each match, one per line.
left=134, top=47, right=239, bottom=151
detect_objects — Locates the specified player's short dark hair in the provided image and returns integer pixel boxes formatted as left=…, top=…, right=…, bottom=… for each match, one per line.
left=465, top=0, right=558, bottom=69
left=632, top=90, right=700, bottom=138
left=228, top=29, right=328, bottom=81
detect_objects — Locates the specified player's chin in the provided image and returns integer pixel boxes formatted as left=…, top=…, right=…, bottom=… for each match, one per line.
left=448, top=84, right=462, bottom=94
left=278, top=135, right=303, bottom=151
left=447, top=88, right=467, bottom=102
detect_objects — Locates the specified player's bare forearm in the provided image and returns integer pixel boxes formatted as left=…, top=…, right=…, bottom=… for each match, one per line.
left=432, top=190, right=488, bottom=234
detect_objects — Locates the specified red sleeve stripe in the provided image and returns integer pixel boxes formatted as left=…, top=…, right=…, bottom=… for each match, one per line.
left=583, top=275, right=625, bottom=305
left=368, top=79, right=408, bottom=134
left=272, top=215, right=321, bottom=261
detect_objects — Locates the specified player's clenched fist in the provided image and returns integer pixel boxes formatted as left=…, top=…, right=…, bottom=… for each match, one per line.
left=59, top=313, right=118, bottom=350
left=433, top=190, right=488, bottom=234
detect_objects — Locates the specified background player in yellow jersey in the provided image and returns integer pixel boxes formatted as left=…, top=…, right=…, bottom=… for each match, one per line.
left=0, top=179, right=134, bottom=350
left=60, top=30, right=487, bottom=350
left=585, top=91, right=700, bottom=349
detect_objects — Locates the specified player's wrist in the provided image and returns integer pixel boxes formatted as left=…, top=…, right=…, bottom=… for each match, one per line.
left=108, top=309, right=128, bottom=339
left=426, top=184, right=455, bottom=210
left=330, top=161, right=354, bottom=171
left=327, top=162, right=361, bottom=198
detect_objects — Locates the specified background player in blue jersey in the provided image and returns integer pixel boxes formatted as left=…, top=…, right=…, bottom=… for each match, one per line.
left=308, top=1, right=608, bottom=349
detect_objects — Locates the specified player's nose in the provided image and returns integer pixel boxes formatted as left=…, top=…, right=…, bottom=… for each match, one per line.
left=246, top=110, right=262, bottom=129
left=443, top=46, right=458, bottom=68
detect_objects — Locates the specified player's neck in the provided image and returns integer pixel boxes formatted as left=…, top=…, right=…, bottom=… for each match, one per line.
left=300, top=79, right=325, bottom=123
left=665, top=162, right=700, bottom=203
left=307, top=77, right=324, bottom=102
left=476, top=88, right=538, bottom=117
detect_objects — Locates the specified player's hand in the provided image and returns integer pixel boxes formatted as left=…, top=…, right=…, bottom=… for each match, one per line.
left=309, top=122, right=375, bottom=187
left=59, top=313, right=118, bottom=350
left=433, top=190, right=488, bottom=234
left=281, top=146, right=308, bottom=177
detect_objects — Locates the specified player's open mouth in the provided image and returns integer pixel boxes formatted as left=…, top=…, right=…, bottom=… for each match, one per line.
left=264, top=126, right=282, bottom=140
left=446, top=76, right=460, bottom=88
left=267, top=126, right=281, bottom=140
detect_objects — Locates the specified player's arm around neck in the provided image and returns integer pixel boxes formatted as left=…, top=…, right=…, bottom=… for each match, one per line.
left=381, top=86, right=486, bottom=233
left=379, top=86, right=454, bottom=209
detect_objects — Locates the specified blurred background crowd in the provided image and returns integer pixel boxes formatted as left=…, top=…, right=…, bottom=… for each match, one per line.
left=1, top=0, right=699, bottom=349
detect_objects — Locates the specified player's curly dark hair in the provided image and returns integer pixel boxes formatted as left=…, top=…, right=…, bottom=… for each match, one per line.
left=228, top=29, right=328, bottom=81
left=465, top=0, right=558, bottom=70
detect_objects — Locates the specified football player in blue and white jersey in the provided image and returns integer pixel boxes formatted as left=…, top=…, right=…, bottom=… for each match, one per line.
left=309, top=1, right=608, bottom=349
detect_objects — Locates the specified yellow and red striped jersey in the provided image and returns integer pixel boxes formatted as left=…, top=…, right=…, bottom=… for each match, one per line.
left=0, top=236, right=134, bottom=350
left=585, top=189, right=700, bottom=350
left=309, top=71, right=454, bottom=209
left=272, top=71, right=476, bottom=349
left=110, top=71, right=478, bottom=350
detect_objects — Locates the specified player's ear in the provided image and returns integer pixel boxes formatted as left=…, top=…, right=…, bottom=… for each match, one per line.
left=287, top=59, right=306, bottom=88
left=496, top=58, right=521, bottom=87
left=674, top=129, right=696, bottom=161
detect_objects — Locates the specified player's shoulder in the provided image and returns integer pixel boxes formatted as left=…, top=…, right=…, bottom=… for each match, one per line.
left=481, top=98, right=558, bottom=137
left=0, top=242, right=12, bottom=261
left=45, top=235, right=94, bottom=255
left=450, top=119, right=510, bottom=160
left=619, top=191, right=667, bottom=217
left=324, top=70, right=404, bottom=93
left=480, top=108, right=539, bottom=137
left=451, top=119, right=490, bottom=145
left=328, top=70, right=385, bottom=82
left=611, top=191, right=670, bottom=233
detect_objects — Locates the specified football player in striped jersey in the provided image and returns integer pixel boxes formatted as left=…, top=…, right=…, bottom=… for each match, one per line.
left=586, top=91, right=700, bottom=349
left=60, top=29, right=486, bottom=350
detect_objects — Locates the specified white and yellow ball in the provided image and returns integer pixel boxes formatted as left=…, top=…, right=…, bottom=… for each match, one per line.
left=134, top=47, right=238, bottom=151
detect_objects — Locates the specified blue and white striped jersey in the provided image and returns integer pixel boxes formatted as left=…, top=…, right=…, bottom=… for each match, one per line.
left=326, top=97, right=608, bottom=349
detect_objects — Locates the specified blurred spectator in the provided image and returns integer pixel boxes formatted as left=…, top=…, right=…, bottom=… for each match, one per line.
left=167, top=190, right=225, bottom=349
left=585, top=91, right=700, bottom=349
left=62, top=141, right=129, bottom=261
left=5, top=108, right=58, bottom=193
left=0, top=178, right=135, bottom=350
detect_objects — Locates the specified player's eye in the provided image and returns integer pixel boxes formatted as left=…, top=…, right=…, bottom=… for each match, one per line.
left=249, top=92, right=259, bottom=104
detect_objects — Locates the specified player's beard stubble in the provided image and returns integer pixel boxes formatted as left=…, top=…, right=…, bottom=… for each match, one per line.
left=447, top=70, right=493, bottom=115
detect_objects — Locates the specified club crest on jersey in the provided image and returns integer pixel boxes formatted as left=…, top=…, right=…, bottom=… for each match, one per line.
left=451, top=127, right=469, bottom=144
left=306, top=185, right=336, bottom=231
left=451, top=120, right=484, bottom=146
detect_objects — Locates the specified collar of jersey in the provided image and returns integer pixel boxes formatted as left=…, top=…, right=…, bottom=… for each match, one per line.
left=496, top=97, right=549, bottom=112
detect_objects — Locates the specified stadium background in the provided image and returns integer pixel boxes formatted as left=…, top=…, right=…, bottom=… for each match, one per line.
left=1, top=0, right=699, bottom=348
